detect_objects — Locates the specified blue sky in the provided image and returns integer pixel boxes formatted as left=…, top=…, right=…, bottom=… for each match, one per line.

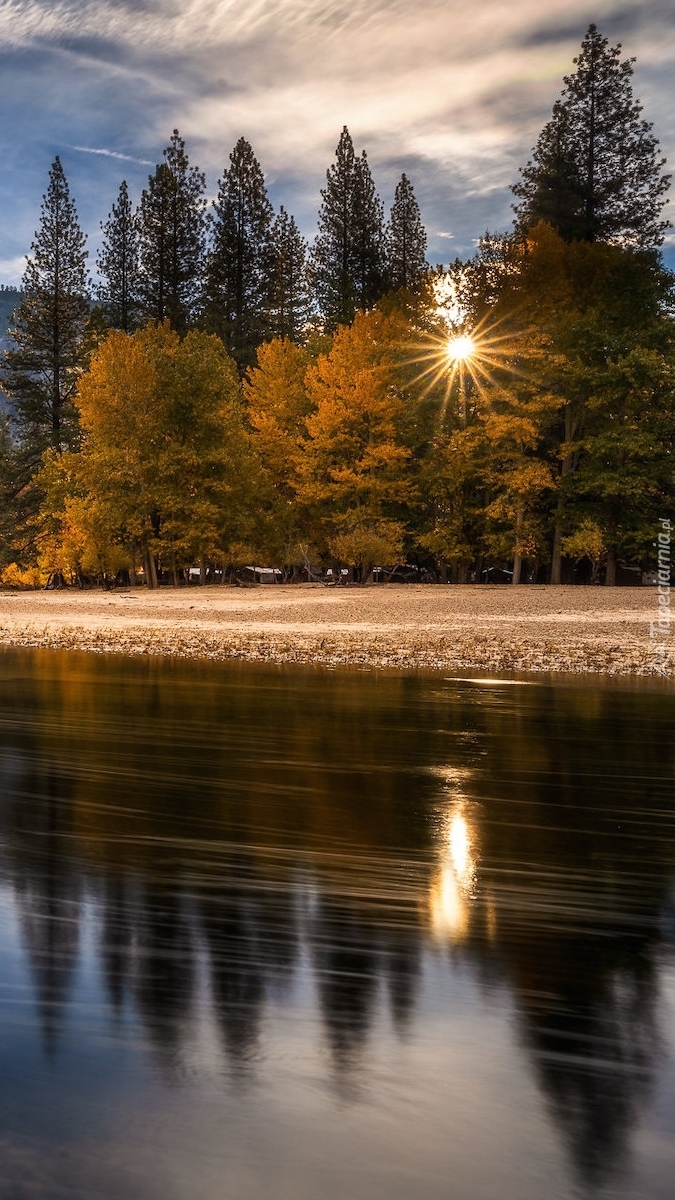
left=0, top=0, right=673, bottom=285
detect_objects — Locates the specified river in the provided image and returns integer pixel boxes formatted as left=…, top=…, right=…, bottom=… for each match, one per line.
left=0, top=649, right=674, bottom=1199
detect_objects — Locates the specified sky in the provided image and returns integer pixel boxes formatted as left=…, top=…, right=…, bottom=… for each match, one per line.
left=0, top=0, right=673, bottom=286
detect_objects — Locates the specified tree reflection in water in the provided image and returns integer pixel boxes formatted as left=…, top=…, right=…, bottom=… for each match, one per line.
left=9, top=770, right=82, bottom=1057
left=0, top=650, right=674, bottom=1194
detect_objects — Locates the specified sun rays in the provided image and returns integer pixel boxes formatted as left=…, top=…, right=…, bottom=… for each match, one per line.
left=446, top=334, right=476, bottom=363
left=404, top=310, right=517, bottom=428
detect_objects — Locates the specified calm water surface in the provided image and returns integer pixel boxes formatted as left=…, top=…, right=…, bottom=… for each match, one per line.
left=0, top=649, right=674, bottom=1200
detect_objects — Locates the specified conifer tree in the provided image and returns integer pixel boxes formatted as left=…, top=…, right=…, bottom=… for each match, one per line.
left=312, top=127, right=357, bottom=328
left=312, top=127, right=386, bottom=330
left=513, top=24, right=670, bottom=246
left=2, top=157, right=89, bottom=462
left=267, top=207, right=311, bottom=342
left=352, top=150, right=386, bottom=309
left=513, top=105, right=585, bottom=244
left=386, top=173, right=428, bottom=291
left=201, top=137, right=273, bottom=372
left=97, top=180, right=140, bottom=332
left=136, top=130, right=207, bottom=333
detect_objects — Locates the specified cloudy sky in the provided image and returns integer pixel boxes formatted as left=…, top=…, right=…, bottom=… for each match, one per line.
left=0, top=0, right=673, bottom=284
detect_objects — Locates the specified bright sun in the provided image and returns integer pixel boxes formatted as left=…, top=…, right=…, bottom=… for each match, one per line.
left=446, top=334, right=476, bottom=363
left=405, top=308, right=516, bottom=429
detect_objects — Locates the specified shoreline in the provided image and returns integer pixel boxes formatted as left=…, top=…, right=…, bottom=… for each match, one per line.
left=0, top=584, right=671, bottom=677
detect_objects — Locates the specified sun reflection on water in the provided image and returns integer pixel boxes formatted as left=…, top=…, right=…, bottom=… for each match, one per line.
left=429, top=802, right=478, bottom=943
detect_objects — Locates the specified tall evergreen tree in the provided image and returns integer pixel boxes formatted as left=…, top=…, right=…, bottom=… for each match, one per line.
left=2, top=157, right=89, bottom=462
left=201, top=137, right=273, bottom=372
left=267, top=206, right=311, bottom=342
left=312, top=127, right=386, bottom=330
left=136, top=130, right=207, bottom=333
left=386, top=173, right=428, bottom=291
left=312, top=127, right=357, bottom=329
left=97, top=180, right=140, bottom=332
left=513, top=24, right=670, bottom=246
left=513, top=105, right=585, bottom=244
left=352, top=150, right=386, bottom=309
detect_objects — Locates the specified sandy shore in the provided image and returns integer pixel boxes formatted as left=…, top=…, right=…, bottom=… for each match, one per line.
left=0, top=583, right=671, bottom=676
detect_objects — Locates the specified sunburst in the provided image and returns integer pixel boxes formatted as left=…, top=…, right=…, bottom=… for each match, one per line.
left=405, top=311, right=517, bottom=429
left=446, top=334, right=476, bottom=363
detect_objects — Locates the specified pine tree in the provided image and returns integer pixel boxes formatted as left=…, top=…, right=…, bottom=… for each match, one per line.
left=2, top=157, right=89, bottom=461
left=352, top=151, right=386, bottom=309
left=513, top=105, right=585, bottom=244
left=201, top=137, right=273, bottom=373
left=312, top=127, right=386, bottom=330
left=136, top=130, right=207, bottom=333
left=513, top=24, right=670, bottom=246
left=97, top=180, right=140, bottom=332
left=386, top=173, right=428, bottom=291
left=267, top=207, right=311, bottom=342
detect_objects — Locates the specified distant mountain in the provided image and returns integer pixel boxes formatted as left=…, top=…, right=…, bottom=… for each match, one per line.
left=0, top=285, right=22, bottom=415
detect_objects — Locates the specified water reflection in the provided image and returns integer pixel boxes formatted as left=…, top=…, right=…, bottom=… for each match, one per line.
left=1, top=651, right=675, bottom=1198
left=429, top=801, right=477, bottom=942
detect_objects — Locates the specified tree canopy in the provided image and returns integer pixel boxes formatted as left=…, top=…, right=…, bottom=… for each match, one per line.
left=1, top=28, right=673, bottom=590
left=137, top=130, right=207, bottom=333
left=312, top=127, right=387, bottom=330
left=97, top=180, right=140, bottom=333
left=40, top=322, right=253, bottom=586
left=513, top=24, right=670, bottom=247
left=201, top=138, right=274, bottom=373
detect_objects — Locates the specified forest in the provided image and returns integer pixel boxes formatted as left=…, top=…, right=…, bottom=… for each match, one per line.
left=0, top=24, right=673, bottom=588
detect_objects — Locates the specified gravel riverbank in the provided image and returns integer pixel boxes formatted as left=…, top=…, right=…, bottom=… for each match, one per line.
left=0, top=584, right=669, bottom=676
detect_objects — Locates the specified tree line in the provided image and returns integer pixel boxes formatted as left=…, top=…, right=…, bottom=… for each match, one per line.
left=97, top=125, right=427, bottom=367
left=1, top=24, right=673, bottom=587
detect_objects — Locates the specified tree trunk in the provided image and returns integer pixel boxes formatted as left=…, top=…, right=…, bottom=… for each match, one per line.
left=199, top=556, right=207, bottom=586
left=512, top=511, right=524, bottom=585
left=605, top=546, right=616, bottom=586
left=550, top=500, right=563, bottom=584
left=551, top=403, right=576, bottom=583
left=143, top=548, right=158, bottom=590
left=550, top=533, right=561, bottom=583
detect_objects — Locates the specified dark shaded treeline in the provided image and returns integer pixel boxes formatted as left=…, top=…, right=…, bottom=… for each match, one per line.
left=1, top=651, right=675, bottom=1187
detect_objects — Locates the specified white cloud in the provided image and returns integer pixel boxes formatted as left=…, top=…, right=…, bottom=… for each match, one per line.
left=73, top=146, right=153, bottom=165
left=0, top=256, right=27, bottom=286
left=0, top=0, right=672, bottom=268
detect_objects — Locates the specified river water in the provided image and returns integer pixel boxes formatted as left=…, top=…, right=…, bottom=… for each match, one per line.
left=0, top=649, right=674, bottom=1200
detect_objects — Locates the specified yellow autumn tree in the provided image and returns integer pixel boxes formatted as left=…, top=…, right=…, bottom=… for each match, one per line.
left=40, top=322, right=254, bottom=585
left=243, top=338, right=314, bottom=568
left=297, top=308, right=415, bottom=580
